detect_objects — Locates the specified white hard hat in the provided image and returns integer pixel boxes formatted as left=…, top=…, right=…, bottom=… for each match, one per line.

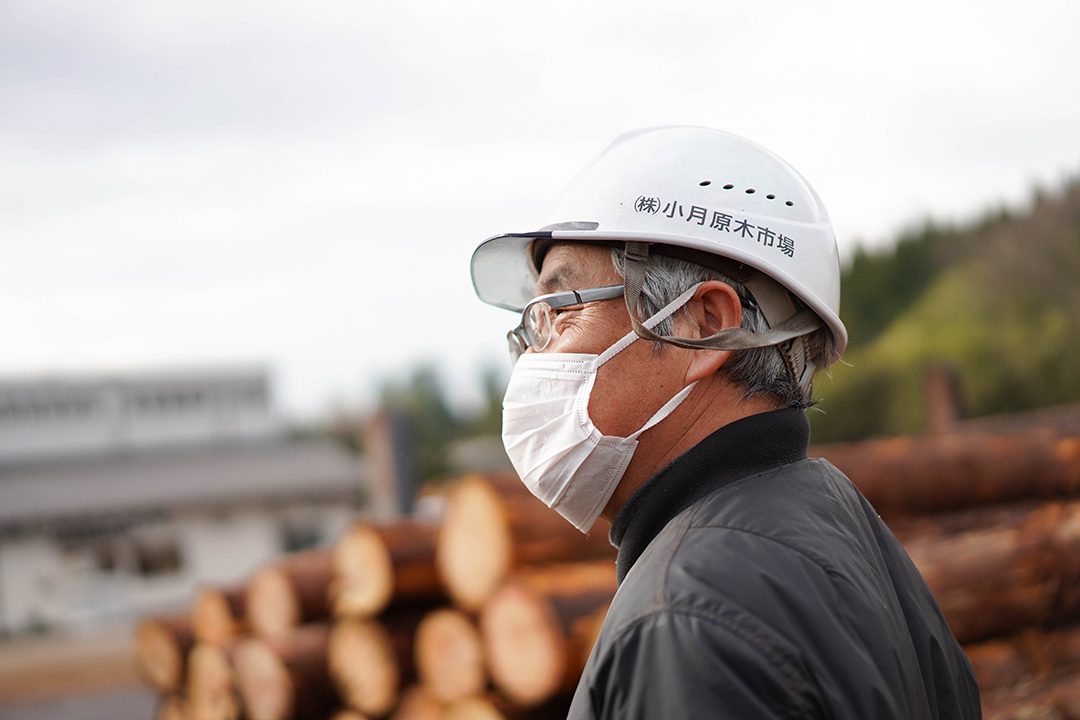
left=471, top=126, right=848, bottom=368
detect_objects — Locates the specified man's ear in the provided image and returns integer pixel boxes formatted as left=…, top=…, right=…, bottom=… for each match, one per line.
left=681, top=281, right=743, bottom=385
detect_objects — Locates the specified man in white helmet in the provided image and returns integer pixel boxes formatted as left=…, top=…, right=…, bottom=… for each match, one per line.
left=470, top=127, right=980, bottom=719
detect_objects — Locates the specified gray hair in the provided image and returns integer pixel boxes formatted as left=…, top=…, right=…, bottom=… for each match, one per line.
left=610, top=247, right=815, bottom=409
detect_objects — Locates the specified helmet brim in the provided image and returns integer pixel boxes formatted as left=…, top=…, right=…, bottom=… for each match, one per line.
left=470, top=233, right=546, bottom=312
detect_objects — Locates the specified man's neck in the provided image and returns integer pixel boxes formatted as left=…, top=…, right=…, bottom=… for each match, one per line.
left=609, top=407, right=810, bottom=582
left=600, top=377, right=781, bottom=524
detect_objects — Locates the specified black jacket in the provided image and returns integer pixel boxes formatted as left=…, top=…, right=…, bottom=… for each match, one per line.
left=568, top=408, right=981, bottom=720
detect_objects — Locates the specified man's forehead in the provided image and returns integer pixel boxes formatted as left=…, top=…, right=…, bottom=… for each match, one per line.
left=535, top=243, right=616, bottom=294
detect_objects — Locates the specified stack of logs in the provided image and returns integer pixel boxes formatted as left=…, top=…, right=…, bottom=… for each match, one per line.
left=813, top=427, right=1080, bottom=719
left=136, top=473, right=616, bottom=720
left=137, top=421, right=1080, bottom=720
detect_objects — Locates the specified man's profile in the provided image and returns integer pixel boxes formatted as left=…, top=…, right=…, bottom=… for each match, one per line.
left=470, top=126, right=981, bottom=719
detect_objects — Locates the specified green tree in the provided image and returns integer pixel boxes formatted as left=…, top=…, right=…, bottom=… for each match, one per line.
left=378, top=365, right=460, bottom=480
left=812, top=175, right=1080, bottom=443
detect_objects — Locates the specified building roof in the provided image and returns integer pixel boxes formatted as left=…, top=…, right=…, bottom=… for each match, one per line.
left=0, top=439, right=366, bottom=530
left=0, top=366, right=278, bottom=464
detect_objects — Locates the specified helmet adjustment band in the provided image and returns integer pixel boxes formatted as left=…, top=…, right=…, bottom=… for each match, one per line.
left=621, top=241, right=821, bottom=398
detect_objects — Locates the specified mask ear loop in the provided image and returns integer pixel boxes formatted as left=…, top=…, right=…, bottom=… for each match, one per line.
left=594, top=282, right=704, bottom=367
left=591, top=281, right=706, bottom=440
left=627, top=381, right=698, bottom=441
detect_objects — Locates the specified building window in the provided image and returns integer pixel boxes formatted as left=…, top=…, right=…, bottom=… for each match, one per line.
left=134, top=537, right=183, bottom=577
left=282, top=524, right=322, bottom=553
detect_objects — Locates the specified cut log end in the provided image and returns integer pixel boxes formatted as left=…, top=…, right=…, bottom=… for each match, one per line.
left=248, top=567, right=301, bottom=638
left=247, top=550, right=334, bottom=638
left=391, top=685, right=446, bottom=720
left=481, top=583, right=566, bottom=707
left=444, top=697, right=505, bottom=720
left=333, top=524, right=395, bottom=618
left=187, top=643, right=240, bottom=720
left=136, top=615, right=194, bottom=693
left=437, top=475, right=514, bottom=611
left=192, top=587, right=244, bottom=646
left=331, top=711, right=373, bottom=720
left=415, top=609, right=485, bottom=702
left=329, top=619, right=401, bottom=717
left=234, top=638, right=295, bottom=720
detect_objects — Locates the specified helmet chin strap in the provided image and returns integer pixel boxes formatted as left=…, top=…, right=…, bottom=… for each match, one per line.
left=621, top=241, right=821, bottom=399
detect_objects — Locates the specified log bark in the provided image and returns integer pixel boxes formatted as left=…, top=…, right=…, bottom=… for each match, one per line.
left=500, top=694, right=574, bottom=720
left=901, top=501, right=1080, bottom=642
left=889, top=502, right=1047, bottom=546
left=233, top=624, right=336, bottom=720
left=810, top=430, right=1080, bottom=520
left=414, top=608, right=485, bottom=703
left=192, top=586, right=247, bottom=646
left=981, top=670, right=1080, bottom=720
left=332, top=520, right=444, bottom=619
left=247, top=549, right=334, bottom=637
left=187, top=642, right=241, bottom=720
left=569, top=602, right=609, bottom=675
left=329, top=607, right=430, bottom=719
left=480, top=560, right=617, bottom=706
left=965, top=625, right=1080, bottom=693
left=437, top=474, right=616, bottom=611
left=136, top=613, right=197, bottom=693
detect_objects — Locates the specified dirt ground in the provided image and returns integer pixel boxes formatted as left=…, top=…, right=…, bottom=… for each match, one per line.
left=0, top=631, right=143, bottom=703
left=0, top=686, right=157, bottom=720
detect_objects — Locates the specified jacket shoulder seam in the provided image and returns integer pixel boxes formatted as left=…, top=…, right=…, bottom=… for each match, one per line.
left=685, top=521, right=847, bottom=581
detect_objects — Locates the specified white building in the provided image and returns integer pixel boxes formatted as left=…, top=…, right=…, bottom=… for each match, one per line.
left=0, top=367, right=366, bottom=636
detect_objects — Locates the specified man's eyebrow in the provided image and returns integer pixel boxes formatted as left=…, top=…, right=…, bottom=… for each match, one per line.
left=536, top=265, right=575, bottom=294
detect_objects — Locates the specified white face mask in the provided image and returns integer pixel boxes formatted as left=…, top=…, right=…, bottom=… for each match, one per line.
left=501, top=284, right=702, bottom=533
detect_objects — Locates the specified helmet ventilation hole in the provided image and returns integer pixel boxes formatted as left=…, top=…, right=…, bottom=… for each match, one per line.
left=717, top=186, right=791, bottom=203
left=699, top=180, right=711, bottom=186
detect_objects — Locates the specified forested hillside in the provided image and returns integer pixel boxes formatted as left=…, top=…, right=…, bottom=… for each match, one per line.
left=811, top=177, right=1080, bottom=442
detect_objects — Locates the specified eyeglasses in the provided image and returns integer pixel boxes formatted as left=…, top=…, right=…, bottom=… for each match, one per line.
left=507, top=284, right=625, bottom=363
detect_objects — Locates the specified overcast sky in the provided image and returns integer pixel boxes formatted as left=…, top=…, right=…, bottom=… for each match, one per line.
left=2, top=0, right=1078, bottom=419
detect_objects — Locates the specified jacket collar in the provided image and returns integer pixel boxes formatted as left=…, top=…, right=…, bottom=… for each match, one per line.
left=609, top=407, right=811, bottom=583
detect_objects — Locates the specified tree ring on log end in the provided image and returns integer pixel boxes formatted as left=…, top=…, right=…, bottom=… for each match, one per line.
left=193, top=588, right=242, bottom=646
left=481, top=582, right=566, bottom=706
left=329, top=619, right=400, bottom=717
left=234, top=638, right=294, bottom=720
left=188, top=642, right=241, bottom=720
left=437, top=475, right=514, bottom=611
left=136, top=618, right=186, bottom=692
left=332, top=524, right=395, bottom=618
left=392, top=685, right=445, bottom=720
left=415, top=608, right=485, bottom=702
left=444, top=696, right=505, bottom=720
